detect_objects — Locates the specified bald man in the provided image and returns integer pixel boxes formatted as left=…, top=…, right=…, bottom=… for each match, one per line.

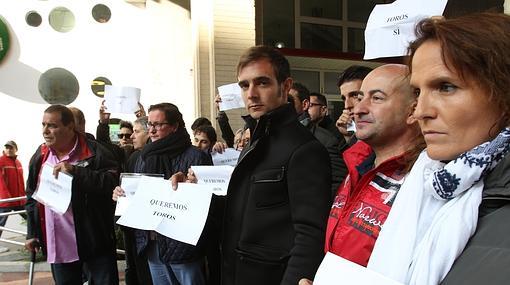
left=324, top=64, right=424, bottom=266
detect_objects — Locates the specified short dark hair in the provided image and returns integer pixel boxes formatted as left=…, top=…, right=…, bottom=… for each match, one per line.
left=191, top=117, right=212, bottom=131
left=336, top=65, right=373, bottom=87
left=148, top=103, right=186, bottom=130
left=237, top=45, right=290, bottom=84
left=119, top=120, right=133, bottom=132
left=193, top=125, right=217, bottom=146
left=310, top=92, right=328, bottom=106
left=291, top=82, right=310, bottom=102
left=44, top=105, right=75, bottom=126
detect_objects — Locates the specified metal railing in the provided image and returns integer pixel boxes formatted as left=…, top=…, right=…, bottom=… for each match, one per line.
left=0, top=196, right=27, bottom=247
left=0, top=196, right=125, bottom=254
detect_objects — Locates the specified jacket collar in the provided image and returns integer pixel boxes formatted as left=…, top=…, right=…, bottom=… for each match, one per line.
left=40, top=132, right=93, bottom=163
left=242, top=103, right=297, bottom=143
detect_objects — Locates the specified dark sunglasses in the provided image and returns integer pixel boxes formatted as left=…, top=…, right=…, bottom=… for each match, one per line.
left=117, top=133, right=132, bottom=139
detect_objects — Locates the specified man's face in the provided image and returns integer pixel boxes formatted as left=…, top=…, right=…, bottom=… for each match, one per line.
left=308, top=95, right=327, bottom=123
left=42, top=112, right=75, bottom=150
left=288, top=88, right=308, bottom=115
left=339, top=79, right=363, bottom=113
left=353, top=68, right=414, bottom=146
left=3, top=145, right=16, bottom=157
left=131, top=122, right=149, bottom=150
left=118, top=127, right=133, bottom=147
left=148, top=110, right=177, bottom=142
left=238, top=59, right=291, bottom=120
left=193, top=132, right=212, bottom=152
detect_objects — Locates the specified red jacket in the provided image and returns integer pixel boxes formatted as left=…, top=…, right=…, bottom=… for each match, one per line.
left=0, top=154, right=26, bottom=208
left=325, top=141, right=406, bottom=266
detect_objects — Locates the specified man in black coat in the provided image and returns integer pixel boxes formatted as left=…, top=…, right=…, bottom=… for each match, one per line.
left=289, top=85, right=348, bottom=199
left=221, top=46, right=332, bottom=285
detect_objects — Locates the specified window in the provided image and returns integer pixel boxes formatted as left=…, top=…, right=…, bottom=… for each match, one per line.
left=49, top=7, right=75, bottom=33
left=38, top=68, right=79, bottom=105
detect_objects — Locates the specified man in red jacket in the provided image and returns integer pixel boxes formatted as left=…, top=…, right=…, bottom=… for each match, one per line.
left=0, top=140, right=26, bottom=252
left=323, top=64, right=425, bottom=267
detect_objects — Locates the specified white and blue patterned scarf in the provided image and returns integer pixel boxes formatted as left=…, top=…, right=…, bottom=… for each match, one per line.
left=368, top=128, right=510, bottom=285
left=429, top=128, right=510, bottom=200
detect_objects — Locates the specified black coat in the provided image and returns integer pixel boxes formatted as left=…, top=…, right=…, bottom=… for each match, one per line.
left=222, top=104, right=332, bottom=285
left=26, top=134, right=119, bottom=260
left=441, top=152, right=510, bottom=285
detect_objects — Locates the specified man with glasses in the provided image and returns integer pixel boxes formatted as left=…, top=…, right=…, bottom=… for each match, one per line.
left=289, top=85, right=347, bottom=199
left=113, top=103, right=212, bottom=285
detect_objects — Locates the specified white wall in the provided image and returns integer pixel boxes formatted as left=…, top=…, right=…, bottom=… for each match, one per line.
left=0, top=0, right=194, bottom=172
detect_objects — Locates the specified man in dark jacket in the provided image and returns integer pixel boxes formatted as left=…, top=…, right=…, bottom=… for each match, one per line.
left=222, top=46, right=332, bottom=285
left=114, top=103, right=212, bottom=284
left=25, top=105, right=119, bottom=285
left=289, top=85, right=348, bottom=199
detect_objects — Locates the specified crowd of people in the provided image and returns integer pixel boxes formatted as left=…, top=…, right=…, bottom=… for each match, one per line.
left=0, top=11, right=508, bottom=285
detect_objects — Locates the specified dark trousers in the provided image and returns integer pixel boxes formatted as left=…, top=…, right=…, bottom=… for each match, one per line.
left=123, top=226, right=153, bottom=285
left=50, top=252, right=119, bottom=285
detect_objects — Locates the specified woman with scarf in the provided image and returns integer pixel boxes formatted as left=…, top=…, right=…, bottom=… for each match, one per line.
left=367, top=13, right=510, bottom=285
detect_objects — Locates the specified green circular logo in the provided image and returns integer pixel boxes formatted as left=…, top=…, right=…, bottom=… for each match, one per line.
left=0, top=17, right=10, bottom=63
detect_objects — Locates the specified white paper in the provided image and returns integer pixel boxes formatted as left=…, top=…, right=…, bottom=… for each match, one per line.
left=314, top=252, right=404, bottom=285
left=117, top=176, right=213, bottom=245
left=115, top=173, right=164, bottom=216
left=364, top=0, right=448, bottom=59
left=191, top=165, right=234, bottom=196
left=211, top=148, right=241, bottom=166
left=32, top=164, right=73, bottom=215
left=217, top=83, right=245, bottom=111
left=104, top=85, right=141, bottom=114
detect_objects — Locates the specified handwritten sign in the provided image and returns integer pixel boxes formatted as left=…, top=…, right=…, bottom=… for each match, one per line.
left=117, top=176, right=212, bottom=245
left=211, top=148, right=240, bottom=166
left=217, top=83, right=245, bottom=111
left=191, top=165, right=234, bottom=196
left=364, top=0, right=448, bottom=59
left=314, top=252, right=404, bottom=285
left=32, top=164, right=73, bottom=215
left=104, top=85, right=141, bottom=114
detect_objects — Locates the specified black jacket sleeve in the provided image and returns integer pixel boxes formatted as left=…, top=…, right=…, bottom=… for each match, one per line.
left=283, top=140, right=331, bottom=284
left=217, top=111, right=235, bottom=148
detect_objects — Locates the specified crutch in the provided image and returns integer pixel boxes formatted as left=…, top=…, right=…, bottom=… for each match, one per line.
left=28, top=241, right=39, bottom=285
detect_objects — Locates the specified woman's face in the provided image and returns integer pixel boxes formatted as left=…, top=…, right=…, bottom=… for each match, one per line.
left=411, top=40, right=501, bottom=161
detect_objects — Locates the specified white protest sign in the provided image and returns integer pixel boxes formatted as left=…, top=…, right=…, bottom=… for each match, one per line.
left=115, top=173, right=164, bottom=216
left=364, top=0, right=448, bottom=59
left=191, top=165, right=234, bottom=196
left=314, top=252, right=404, bottom=285
left=32, top=164, right=73, bottom=215
left=211, top=148, right=240, bottom=166
left=117, top=176, right=212, bottom=245
left=104, top=85, right=141, bottom=114
left=218, top=83, right=245, bottom=111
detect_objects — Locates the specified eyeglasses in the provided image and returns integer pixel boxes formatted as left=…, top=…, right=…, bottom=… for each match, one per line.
left=309, top=102, right=325, bottom=108
left=147, top=121, right=170, bottom=130
left=117, top=133, right=132, bottom=139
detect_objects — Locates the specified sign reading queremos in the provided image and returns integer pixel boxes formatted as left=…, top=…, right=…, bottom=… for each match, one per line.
left=116, top=176, right=212, bottom=246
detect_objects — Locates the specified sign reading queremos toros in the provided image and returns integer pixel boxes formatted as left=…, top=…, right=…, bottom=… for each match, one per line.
left=0, top=17, right=9, bottom=63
